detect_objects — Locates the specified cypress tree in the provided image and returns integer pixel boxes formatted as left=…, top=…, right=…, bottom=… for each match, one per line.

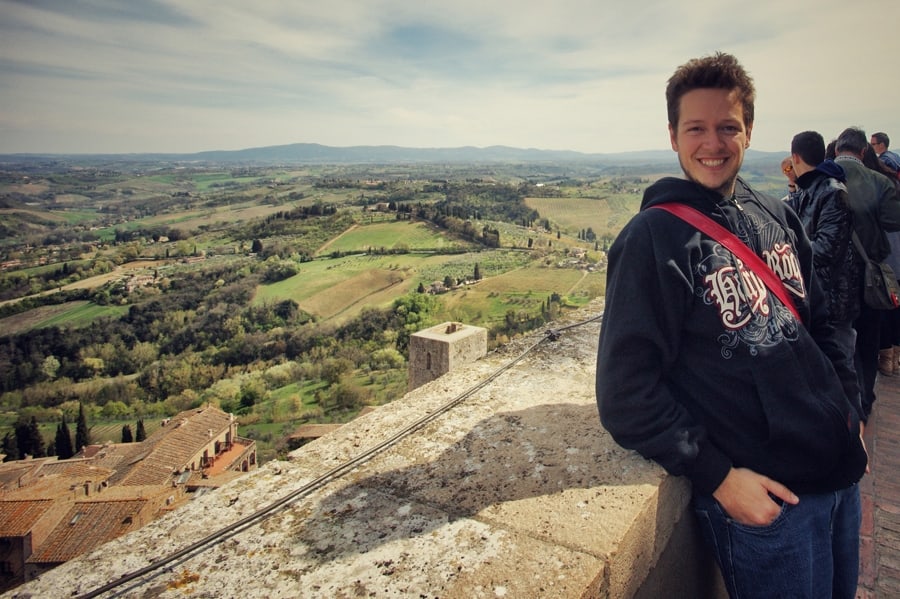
left=121, top=424, right=133, bottom=443
left=55, top=416, right=74, bottom=459
left=75, top=403, right=91, bottom=452
left=27, top=417, right=45, bottom=458
left=15, top=418, right=47, bottom=458
left=2, top=432, right=19, bottom=462
left=14, top=421, right=30, bottom=459
left=135, top=418, right=147, bottom=442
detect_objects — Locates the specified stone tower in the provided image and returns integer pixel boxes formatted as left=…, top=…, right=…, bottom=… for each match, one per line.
left=407, top=322, right=487, bottom=391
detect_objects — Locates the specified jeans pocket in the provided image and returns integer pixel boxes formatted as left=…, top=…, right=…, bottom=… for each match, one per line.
left=726, top=499, right=789, bottom=534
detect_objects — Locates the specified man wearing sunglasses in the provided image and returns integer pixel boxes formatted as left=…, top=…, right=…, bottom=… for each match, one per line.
left=781, top=155, right=799, bottom=201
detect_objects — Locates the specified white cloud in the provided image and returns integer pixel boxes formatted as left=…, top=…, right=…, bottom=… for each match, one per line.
left=1, top=0, right=898, bottom=154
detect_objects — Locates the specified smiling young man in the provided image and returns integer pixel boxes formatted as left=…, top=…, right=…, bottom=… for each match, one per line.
left=595, top=53, right=867, bottom=598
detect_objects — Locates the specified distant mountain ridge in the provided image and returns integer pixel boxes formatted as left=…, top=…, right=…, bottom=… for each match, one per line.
left=0, top=143, right=782, bottom=166
left=187, top=143, right=680, bottom=165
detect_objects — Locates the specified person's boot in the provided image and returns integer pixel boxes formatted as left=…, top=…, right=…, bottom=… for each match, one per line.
left=879, top=348, right=895, bottom=376
left=893, top=346, right=900, bottom=375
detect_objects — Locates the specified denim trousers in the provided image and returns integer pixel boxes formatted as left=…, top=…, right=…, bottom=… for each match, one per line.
left=692, top=483, right=861, bottom=599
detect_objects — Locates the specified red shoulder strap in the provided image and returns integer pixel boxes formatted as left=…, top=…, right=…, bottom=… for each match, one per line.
left=651, top=202, right=803, bottom=323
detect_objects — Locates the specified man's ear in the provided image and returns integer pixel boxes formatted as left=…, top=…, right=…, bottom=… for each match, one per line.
left=669, top=124, right=678, bottom=151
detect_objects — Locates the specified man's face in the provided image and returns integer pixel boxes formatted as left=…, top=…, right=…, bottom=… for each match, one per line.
left=871, top=138, right=883, bottom=153
left=669, top=88, right=751, bottom=197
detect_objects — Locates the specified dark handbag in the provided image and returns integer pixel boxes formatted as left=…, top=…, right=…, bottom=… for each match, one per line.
left=851, top=231, right=900, bottom=310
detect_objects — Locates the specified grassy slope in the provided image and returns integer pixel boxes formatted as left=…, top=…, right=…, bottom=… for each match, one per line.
left=0, top=302, right=129, bottom=335
left=439, top=264, right=604, bottom=325
left=318, top=220, right=471, bottom=254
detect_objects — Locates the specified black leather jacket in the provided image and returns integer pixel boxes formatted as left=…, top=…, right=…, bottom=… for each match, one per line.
left=788, top=165, right=861, bottom=323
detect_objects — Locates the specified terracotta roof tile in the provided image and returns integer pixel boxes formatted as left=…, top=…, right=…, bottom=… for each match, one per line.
left=33, top=460, right=114, bottom=480
left=26, top=499, right=147, bottom=564
left=0, top=499, right=54, bottom=536
left=1, top=466, right=115, bottom=501
left=79, top=442, right=151, bottom=484
left=0, top=458, right=56, bottom=492
left=119, top=407, right=234, bottom=487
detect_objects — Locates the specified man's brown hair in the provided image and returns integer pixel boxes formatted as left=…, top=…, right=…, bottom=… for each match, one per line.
left=666, top=52, right=755, bottom=130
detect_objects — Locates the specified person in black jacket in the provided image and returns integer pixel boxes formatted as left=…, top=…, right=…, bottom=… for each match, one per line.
left=787, top=130, right=862, bottom=420
left=596, top=53, right=867, bottom=599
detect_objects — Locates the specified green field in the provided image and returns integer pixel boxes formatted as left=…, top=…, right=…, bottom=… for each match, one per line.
left=40, top=302, right=129, bottom=328
left=254, top=252, right=451, bottom=322
left=0, top=301, right=129, bottom=336
left=437, top=263, right=604, bottom=325
left=317, top=221, right=471, bottom=255
left=139, top=200, right=295, bottom=230
left=525, top=194, right=642, bottom=240
left=12, top=260, right=91, bottom=277
left=192, top=174, right=264, bottom=191
left=253, top=247, right=548, bottom=324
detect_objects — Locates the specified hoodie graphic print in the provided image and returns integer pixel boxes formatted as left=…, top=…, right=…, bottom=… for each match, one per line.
left=696, top=210, right=805, bottom=356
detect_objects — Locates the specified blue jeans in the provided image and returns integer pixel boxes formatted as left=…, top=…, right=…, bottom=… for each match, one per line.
left=692, top=484, right=860, bottom=599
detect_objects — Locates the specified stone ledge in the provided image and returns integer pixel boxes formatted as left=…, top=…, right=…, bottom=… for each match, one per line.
left=6, top=299, right=720, bottom=598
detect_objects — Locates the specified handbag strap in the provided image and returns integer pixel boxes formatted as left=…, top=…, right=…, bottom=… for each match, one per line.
left=651, top=202, right=803, bottom=323
left=849, top=230, right=869, bottom=261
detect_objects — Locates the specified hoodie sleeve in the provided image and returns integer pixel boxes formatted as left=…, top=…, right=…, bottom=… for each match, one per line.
left=595, top=212, right=731, bottom=494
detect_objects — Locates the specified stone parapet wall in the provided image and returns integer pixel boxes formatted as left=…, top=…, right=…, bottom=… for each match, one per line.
left=7, top=299, right=723, bottom=598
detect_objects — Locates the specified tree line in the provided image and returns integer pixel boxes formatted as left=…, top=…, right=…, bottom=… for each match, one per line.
left=1, top=401, right=149, bottom=462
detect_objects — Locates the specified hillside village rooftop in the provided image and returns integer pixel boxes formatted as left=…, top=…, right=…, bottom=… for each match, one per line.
left=0, top=406, right=257, bottom=593
left=5, top=299, right=724, bottom=598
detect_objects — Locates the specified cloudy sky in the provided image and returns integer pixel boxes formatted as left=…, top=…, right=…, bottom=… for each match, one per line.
left=1, top=0, right=899, bottom=155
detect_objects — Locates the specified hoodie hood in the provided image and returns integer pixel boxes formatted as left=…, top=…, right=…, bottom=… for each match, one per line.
left=817, top=159, right=846, bottom=182
left=640, top=176, right=749, bottom=212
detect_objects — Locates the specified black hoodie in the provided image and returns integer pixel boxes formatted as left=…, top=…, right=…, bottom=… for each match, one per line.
left=596, top=176, right=867, bottom=496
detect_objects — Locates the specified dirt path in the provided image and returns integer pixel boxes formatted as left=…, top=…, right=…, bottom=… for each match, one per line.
left=314, top=224, right=358, bottom=255
left=565, top=270, right=589, bottom=295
